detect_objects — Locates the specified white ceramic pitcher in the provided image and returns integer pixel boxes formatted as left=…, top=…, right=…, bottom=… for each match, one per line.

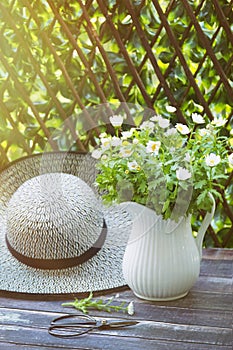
left=121, top=194, right=215, bottom=301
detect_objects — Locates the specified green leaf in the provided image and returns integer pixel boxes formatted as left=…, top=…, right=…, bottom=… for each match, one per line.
left=159, top=51, right=174, bottom=64
left=194, top=180, right=207, bottom=189
left=99, top=21, right=112, bottom=43
left=196, top=190, right=208, bottom=207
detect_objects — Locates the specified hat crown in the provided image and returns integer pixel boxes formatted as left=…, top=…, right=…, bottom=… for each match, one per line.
left=6, top=173, right=103, bottom=261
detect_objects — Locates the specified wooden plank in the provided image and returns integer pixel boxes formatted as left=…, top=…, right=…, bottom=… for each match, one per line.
left=200, top=259, right=233, bottom=278
left=202, top=249, right=233, bottom=261
left=0, top=307, right=232, bottom=346
left=0, top=340, right=232, bottom=350
left=0, top=341, right=232, bottom=350
left=0, top=345, right=83, bottom=350
left=104, top=289, right=232, bottom=311
left=192, top=276, right=232, bottom=294
left=0, top=324, right=232, bottom=350
left=0, top=300, right=232, bottom=329
left=2, top=304, right=219, bottom=332
left=0, top=286, right=232, bottom=315
left=0, top=292, right=231, bottom=323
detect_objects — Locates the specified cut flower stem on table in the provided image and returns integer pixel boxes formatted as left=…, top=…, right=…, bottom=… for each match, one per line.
left=62, top=292, right=135, bottom=315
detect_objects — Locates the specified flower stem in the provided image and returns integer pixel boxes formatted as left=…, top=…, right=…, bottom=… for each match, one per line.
left=61, top=292, right=134, bottom=315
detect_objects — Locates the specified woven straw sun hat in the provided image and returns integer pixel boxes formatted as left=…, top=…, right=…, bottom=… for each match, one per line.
left=0, top=152, right=132, bottom=294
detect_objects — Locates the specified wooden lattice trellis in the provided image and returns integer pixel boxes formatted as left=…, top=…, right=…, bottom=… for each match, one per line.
left=0, top=0, right=232, bottom=247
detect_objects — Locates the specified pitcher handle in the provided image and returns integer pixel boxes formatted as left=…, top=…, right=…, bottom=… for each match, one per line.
left=196, top=192, right=215, bottom=258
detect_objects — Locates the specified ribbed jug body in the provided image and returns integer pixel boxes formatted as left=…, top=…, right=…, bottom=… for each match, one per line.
left=122, top=204, right=201, bottom=301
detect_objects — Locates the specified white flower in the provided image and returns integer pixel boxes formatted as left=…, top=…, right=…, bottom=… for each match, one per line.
left=198, top=128, right=210, bottom=137
left=158, top=116, right=170, bottom=128
left=119, top=147, right=133, bottom=158
left=127, top=160, right=140, bottom=171
left=133, top=138, right=139, bottom=144
left=99, top=132, right=107, bottom=138
left=109, top=115, right=124, bottom=127
left=192, top=113, right=205, bottom=124
left=212, top=117, right=227, bottom=127
left=166, top=105, right=177, bottom=113
left=150, top=115, right=160, bottom=122
left=175, top=123, right=190, bottom=135
left=127, top=301, right=135, bottom=315
left=140, top=121, right=154, bottom=132
left=111, top=136, right=122, bottom=147
left=184, top=152, right=191, bottom=162
left=165, top=127, right=177, bottom=136
left=205, top=153, right=221, bottom=167
left=121, top=130, right=133, bottom=139
left=176, top=167, right=192, bottom=180
left=228, top=153, right=233, bottom=167
left=91, top=149, right=102, bottom=159
left=146, top=140, right=161, bottom=155
left=101, top=137, right=111, bottom=150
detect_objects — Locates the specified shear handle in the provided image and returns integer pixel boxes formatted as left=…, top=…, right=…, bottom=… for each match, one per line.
left=50, top=313, right=96, bottom=326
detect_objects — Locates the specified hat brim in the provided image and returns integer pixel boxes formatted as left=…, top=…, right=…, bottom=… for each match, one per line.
left=0, top=152, right=132, bottom=294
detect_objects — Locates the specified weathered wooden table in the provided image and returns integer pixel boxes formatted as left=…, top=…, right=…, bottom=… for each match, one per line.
left=0, top=248, right=232, bottom=350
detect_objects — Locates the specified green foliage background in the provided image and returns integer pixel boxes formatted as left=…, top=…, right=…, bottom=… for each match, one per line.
left=0, top=0, right=232, bottom=247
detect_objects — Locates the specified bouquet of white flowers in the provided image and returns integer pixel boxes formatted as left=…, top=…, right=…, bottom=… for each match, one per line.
left=92, top=106, right=232, bottom=221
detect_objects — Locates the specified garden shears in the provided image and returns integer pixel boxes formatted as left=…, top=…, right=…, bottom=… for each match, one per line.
left=48, top=313, right=139, bottom=338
